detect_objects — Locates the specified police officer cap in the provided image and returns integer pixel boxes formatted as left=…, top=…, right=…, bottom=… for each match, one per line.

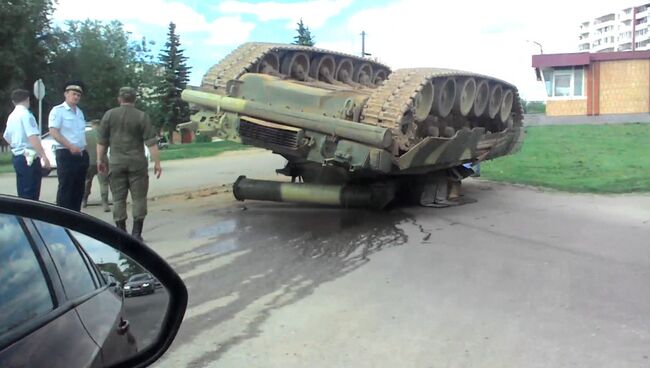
left=119, top=87, right=137, bottom=100
left=64, top=80, right=84, bottom=94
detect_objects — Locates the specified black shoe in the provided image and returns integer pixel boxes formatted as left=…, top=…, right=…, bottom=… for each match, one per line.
left=132, top=219, right=144, bottom=242
left=115, top=220, right=127, bottom=232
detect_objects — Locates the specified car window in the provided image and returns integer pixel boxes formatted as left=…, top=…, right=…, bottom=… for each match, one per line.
left=33, top=221, right=97, bottom=301
left=0, top=215, right=54, bottom=335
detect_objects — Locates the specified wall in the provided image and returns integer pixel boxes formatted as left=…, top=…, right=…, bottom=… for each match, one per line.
left=546, top=99, right=588, bottom=116
left=599, top=59, right=650, bottom=114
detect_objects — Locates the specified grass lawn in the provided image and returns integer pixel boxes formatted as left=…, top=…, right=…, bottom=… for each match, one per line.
left=481, top=123, right=650, bottom=193
left=159, top=140, right=247, bottom=161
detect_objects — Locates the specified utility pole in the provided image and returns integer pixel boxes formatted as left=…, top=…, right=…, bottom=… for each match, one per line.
left=361, top=31, right=372, bottom=57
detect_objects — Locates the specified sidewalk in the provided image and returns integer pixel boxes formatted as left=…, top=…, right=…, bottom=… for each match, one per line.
left=524, top=113, right=650, bottom=126
left=0, top=149, right=286, bottom=205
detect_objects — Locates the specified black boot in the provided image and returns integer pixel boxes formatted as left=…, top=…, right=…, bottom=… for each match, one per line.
left=132, top=219, right=144, bottom=242
left=116, top=220, right=127, bottom=232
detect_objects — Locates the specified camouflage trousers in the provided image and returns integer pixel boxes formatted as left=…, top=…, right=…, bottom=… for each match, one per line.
left=84, top=165, right=110, bottom=200
left=108, top=163, right=149, bottom=222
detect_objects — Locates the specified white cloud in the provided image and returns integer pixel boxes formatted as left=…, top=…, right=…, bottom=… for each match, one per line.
left=206, top=16, right=257, bottom=46
left=332, top=0, right=632, bottom=100
left=218, top=0, right=353, bottom=29
left=53, top=0, right=256, bottom=46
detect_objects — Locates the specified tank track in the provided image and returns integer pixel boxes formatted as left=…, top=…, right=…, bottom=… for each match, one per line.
left=362, top=68, right=524, bottom=153
left=200, top=42, right=392, bottom=93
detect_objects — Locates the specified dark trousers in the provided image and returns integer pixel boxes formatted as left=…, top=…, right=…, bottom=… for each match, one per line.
left=55, top=149, right=89, bottom=211
left=12, top=154, right=42, bottom=200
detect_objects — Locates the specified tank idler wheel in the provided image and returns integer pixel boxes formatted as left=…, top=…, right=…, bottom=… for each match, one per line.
left=336, top=58, right=354, bottom=84
left=309, top=55, right=336, bottom=83
left=281, top=52, right=310, bottom=81
left=454, top=77, right=477, bottom=117
left=413, top=80, right=434, bottom=122
left=472, top=80, right=489, bottom=117
left=256, top=52, right=280, bottom=75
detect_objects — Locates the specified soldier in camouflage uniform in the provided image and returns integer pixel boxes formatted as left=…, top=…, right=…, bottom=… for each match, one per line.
left=82, top=119, right=110, bottom=212
left=97, top=87, right=162, bottom=241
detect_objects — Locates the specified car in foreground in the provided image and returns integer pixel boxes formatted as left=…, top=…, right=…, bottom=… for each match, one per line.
left=0, top=195, right=187, bottom=367
left=124, top=273, right=156, bottom=297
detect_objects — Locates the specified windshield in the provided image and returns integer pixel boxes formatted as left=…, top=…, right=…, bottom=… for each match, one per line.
left=128, top=274, right=150, bottom=282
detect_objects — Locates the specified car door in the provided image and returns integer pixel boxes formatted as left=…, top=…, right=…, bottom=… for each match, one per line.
left=0, top=214, right=101, bottom=368
left=31, top=220, right=137, bottom=367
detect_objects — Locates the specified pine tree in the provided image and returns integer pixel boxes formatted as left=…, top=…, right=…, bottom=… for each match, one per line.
left=293, top=18, right=315, bottom=46
left=157, top=22, right=191, bottom=143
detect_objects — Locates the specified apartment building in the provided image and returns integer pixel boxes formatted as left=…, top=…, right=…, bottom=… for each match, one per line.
left=578, top=3, right=650, bottom=52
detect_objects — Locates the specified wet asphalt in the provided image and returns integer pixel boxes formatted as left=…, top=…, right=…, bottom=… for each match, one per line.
left=128, top=179, right=650, bottom=368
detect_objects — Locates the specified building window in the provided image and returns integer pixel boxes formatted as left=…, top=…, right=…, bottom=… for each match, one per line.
left=542, top=67, right=585, bottom=98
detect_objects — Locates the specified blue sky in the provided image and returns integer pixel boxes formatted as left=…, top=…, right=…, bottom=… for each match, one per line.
left=53, top=0, right=633, bottom=100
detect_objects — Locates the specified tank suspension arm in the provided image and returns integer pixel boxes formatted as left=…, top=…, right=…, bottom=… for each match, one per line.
left=182, top=90, right=393, bottom=149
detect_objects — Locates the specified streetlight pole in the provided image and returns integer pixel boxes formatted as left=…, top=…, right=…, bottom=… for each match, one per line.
left=526, top=40, right=544, bottom=54
left=361, top=31, right=372, bottom=57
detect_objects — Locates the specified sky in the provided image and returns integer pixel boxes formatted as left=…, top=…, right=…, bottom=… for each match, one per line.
left=52, top=0, right=639, bottom=101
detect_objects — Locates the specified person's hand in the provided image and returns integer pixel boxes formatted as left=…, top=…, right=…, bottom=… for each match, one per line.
left=154, top=162, right=162, bottom=179
left=41, top=156, right=51, bottom=170
left=69, top=146, right=82, bottom=155
left=98, top=162, right=108, bottom=175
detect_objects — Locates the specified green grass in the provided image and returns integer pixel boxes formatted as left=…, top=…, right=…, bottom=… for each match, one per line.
left=159, top=141, right=247, bottom=161
left=481, top=123, right=650, bottom=193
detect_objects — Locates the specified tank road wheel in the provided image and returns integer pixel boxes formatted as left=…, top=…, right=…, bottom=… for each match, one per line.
left=413, top=80, right=434, bottom=122
left=486, top=83, right=503, bottom=119
left=309, top=55, right=336, bottom=83
left=498, top=89, right=514, bottom=125
left=281, top=52, right=310, bottom=81
left=454, top=77, right=477, bottom=117
left=256, top=52, right=280, bottom=75
left=432, top=78, right=456, bottom=118
left=472, top=80, right=489, bottom=117
left=373, top=69, right=389, bottom=86
left=353, top=63, right=374, bottom=86
left=335, top=58, right=354, bottom=83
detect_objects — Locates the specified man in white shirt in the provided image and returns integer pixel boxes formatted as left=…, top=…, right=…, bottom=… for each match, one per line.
left=48, top=81, right=89, bottom=211
left=3, top=89, right=51, bottom=200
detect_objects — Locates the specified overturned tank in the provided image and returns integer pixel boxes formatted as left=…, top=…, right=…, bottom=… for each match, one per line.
left=181, top=42, right=524, bottom=208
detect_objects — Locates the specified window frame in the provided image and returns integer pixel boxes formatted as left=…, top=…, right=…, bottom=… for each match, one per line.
left=541, top=66, right=587, bottom=101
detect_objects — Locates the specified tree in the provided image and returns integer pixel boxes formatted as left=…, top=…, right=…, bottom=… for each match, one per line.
left=44, top=20, right=138, bottom=120
left=0, top=0, right=56, bottom=129
left=157, top=22, right=191, bottom=143
left=293, top=18, right=315, bottom=47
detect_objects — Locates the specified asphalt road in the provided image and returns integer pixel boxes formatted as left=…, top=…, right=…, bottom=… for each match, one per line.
left=123, top=289, right=169, bottom=350
left=104, top=174, right=650, bottom=368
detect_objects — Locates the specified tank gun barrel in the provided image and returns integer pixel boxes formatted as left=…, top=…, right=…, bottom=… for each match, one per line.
left=182, top=89, right=393, bottom=149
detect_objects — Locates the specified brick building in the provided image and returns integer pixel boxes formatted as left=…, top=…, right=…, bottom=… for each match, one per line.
left=532, top=50, right=650, bottom=116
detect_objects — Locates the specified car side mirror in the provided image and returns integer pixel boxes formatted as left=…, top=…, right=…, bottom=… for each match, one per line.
left=0, top=195, right=187, bottom=368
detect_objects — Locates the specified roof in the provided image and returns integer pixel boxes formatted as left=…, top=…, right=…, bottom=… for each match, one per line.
left=532, top=50, right=650, bottom=68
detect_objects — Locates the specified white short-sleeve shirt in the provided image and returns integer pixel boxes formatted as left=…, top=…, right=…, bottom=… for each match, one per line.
left=48, top=102, right=86, bottom=150
left=3, top=105, right=40, bottom=156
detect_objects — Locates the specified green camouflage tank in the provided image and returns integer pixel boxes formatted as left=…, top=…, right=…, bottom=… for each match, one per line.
left=181, top=42, right=524, bottom=208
